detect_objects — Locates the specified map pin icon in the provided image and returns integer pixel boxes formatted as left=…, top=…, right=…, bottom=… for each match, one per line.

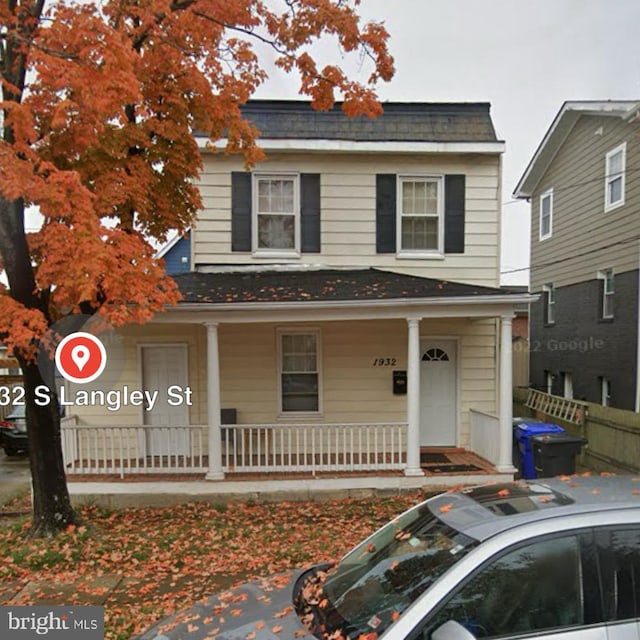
left=71, top=345, right=91, bottom=372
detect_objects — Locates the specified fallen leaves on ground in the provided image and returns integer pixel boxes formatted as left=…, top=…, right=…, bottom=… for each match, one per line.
left=0, top=492, right=424, bottom=640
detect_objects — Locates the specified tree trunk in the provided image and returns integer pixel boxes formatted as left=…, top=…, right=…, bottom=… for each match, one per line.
left=22, top=361, right=79, bottom=537
left=0, top=196, right=79, bottom=536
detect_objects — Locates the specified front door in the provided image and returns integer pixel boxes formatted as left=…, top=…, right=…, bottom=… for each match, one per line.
left=419, top=339, right=457, bottom=446
left=141, top=345, right=189, bottom=456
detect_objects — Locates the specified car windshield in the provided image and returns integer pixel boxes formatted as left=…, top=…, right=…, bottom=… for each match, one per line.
left=296, top=500, right=477, bottom=640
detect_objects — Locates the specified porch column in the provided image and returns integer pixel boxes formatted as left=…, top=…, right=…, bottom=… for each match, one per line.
left=405, top=317, right=423, bottom=476
left=205, top=321, right=224, bottom=480
left=497, top=313, right=515, bottom=472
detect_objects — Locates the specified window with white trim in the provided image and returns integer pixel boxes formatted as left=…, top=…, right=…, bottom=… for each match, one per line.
left=398, top=176, right=442, bottom=253
left=599, top=269, right=615, bottom=319
left=563, top=372, right=573, bottom=400
left=539, top=188, right=553, bottom=240
left=279, top=331, right=320, bottom=413
left=544, top=370, right=553, bottom=395
left=605, top=142, right=626, bottom=211
left=253, top=174, right=299, bottom=252
left=600, top=377, right=612, bottom=407
left=543, top=283, right=555, bottom=325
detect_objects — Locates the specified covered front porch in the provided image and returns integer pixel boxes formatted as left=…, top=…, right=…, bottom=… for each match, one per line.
left=60, top=269, right=529, bottom=482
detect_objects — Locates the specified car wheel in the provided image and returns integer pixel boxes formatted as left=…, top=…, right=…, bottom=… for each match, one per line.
left=4, top=447, right=19, bottom=457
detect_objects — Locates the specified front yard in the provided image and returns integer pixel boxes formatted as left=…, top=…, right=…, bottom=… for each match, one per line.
left=0, top=492, right=424, bottom=640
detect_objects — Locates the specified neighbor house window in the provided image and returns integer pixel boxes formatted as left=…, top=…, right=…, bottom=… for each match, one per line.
left=539, top=188, right=553, bottom=240
left=544, top=370, right=553, bottom=395
left=253, top=174, right=299, bottom=252
left=279, top=331, right=320, bottom=413
left=600, top=377, right=611, bottom=407
left=543, top=283, right=555, bottom=324
left=563, top=372, right=573, bottom=400
left=398, top=176, right=442, bottom=253
left=605, top=142, right=626, bottom=211
left=599, top=269, right=615, bottom=319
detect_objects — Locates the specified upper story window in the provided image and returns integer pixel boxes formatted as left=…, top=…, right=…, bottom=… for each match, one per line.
left=598, top=269, right=615, bottom=319
left=543, top=283, right=555, bottom=325
left=605, top=142, right=626, bottom=212
left=539, top=188, right=553, bottom=240
left=397, top=176, right=443, bottom=255
left=253, top=174, right=299, bottom=254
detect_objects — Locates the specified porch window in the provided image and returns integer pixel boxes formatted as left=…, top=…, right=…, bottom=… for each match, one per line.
left=279, top=331, right=320, bottom=413
left=253, top=174, right=299, bottom=253
left=398, top=176, right=442, bottom=253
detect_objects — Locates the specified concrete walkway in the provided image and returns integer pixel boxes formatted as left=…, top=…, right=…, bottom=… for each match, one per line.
left=67, top=471, right=511, bottom=508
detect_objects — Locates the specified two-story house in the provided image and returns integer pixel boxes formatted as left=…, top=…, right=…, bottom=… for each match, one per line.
left=514, top=100, right=640, bottom=411
left=63, top=101, right=528, bottom=481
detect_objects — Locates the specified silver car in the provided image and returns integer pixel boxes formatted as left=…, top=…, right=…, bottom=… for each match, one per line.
left=135, top=477, right=640, bottom=640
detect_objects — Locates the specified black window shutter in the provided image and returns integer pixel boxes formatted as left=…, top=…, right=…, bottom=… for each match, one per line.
left=376, top=174, right=396, bottom=253
left=231, top=172, right=252, bottom=252
left=444, top=174, right=466, bottom=253
left=300, top=173, right=321, bottom=253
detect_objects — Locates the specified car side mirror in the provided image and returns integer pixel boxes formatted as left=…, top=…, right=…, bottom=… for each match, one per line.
left=432, top=620, right=477, bottom=640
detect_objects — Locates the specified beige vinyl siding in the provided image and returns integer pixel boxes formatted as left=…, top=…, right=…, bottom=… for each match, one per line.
left=531, top=115, right=640, bottom=291
left=70, top=319, right=497, bottom=451
left=193, top=153, right=501, bottom=287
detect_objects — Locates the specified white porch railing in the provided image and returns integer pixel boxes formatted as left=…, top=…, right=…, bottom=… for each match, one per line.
left=61, top=423, right=208, bottom=477
left=61, top=422, right=407, bottom=476
left=469, top=409, right=501, bottom=466
left=221, top=423, right=407, bottom=473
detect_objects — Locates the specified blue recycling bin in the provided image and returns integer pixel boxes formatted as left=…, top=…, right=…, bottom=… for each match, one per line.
left=514, top=422, right=565, bottom=479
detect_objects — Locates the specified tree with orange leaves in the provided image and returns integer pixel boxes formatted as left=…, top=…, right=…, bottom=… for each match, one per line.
left=0, top=0, right=393, bottom=536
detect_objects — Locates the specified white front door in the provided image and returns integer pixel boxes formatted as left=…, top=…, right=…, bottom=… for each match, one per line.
left=141, top=345, right=189, bottom=456
left=419, top=340, right=457, bottom=446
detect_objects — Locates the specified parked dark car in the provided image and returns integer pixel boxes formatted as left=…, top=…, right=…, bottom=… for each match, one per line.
left=0, top=404, right=27, bottom=456
left=134, top=477, right=640, bottom=640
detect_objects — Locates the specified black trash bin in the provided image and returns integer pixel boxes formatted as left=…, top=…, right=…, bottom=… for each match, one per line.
left=531, top=433, right=588, bottom=477
left=514, top=421, right=565, bottom=479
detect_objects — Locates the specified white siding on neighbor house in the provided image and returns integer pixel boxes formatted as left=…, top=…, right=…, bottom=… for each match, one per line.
left=193, top=153, right=501, bottom=287
left=69, top=318, right=497, bottom=451
left=530, top=114, right=640, bottom=291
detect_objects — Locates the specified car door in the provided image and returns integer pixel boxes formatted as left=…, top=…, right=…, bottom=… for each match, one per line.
left=415, top=532, right=608, bottom=640
left=593, top=526, right=640, bottom=640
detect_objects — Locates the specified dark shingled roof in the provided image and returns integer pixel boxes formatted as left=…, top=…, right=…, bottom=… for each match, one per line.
left=173, top=268, right=513, bottom=304
left=217, top=100, right=499, bottom=143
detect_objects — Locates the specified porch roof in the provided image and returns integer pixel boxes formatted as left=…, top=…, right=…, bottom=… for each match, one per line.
left=172, top=268, right=523, bottom=305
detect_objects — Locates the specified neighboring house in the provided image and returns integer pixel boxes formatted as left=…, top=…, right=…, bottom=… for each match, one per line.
left=514, top=100, right=640, bottom=410
left=64, top=100, right=530, bottom=479
left=501, top=285, right=530, bottom=388
left=157, top=231, right=191, bottom=274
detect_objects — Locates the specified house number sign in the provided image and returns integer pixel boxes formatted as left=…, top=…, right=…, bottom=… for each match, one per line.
left=372, top=358, right=398, bottom=366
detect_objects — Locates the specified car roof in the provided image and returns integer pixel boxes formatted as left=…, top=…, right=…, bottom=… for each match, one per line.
left=429, top=476, right=640, bottom=541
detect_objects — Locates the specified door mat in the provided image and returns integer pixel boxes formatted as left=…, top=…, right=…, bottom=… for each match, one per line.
left=420, top=452, right=450, bottom=464
left=423, top=463, right=482, bottom=473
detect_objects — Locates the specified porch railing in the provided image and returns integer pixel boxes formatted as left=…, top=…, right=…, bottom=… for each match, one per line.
left=61, top=423, right=208, bottom=477
left=61, top=421, right=407, bottom=476
left=221, top=423, right=407, bottom=473
left=469, top=409, right=500, bottom=466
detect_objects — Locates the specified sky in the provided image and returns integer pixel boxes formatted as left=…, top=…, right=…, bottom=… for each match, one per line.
left=252, top=0, right=640, bottom=285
